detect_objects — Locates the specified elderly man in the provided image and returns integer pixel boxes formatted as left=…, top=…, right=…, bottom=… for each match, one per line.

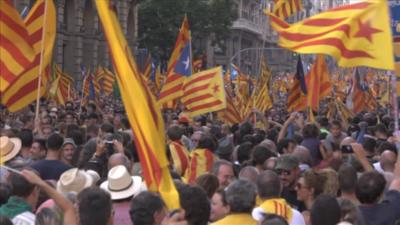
left=211, top=180, right=257, bottom=225
left=211, top=160, right=235, bottom=189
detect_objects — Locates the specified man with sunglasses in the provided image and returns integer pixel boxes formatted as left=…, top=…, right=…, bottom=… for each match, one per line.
left=275, top=155, right=305, bottom=211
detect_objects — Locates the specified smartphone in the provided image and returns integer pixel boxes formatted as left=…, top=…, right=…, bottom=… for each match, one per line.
left=341, top=145, right=353, bottom=154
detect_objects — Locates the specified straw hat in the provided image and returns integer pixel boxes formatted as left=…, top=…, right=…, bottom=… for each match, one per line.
left=57, top=168, right=94, bottom=194
left=0, top=136, right=22, bottom=163
left=100, top=165, right=143, bottom=200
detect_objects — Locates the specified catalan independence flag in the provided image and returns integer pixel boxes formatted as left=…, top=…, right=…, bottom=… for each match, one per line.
left=158, top=16, right=192, bottom=104
left=0, top=0, right=35, bottom=94
left=2, top=0, right=56, bottom=112
left=95, top=67, right=115, bottom=96
left=273, top=0, right=303, bottom=19
left=95, top=0, right=180, bottom=210
left=268, top=1, right=394, bottom=70
left=305, top=55, right=332, bottom=111
left=350, top=68, right=376, bottom=114
left=181, top=67, right=226, bottom=117
left=287, top=56, right=307, bottom=112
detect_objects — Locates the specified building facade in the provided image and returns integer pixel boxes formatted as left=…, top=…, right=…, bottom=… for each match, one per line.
left=14, top=0, right=138, bottom=82
left=206, top=0, right=294, bottom=77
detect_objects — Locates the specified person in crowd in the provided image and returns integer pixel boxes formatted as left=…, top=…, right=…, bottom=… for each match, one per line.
left=29, top=138, right=47, bottom=161
left=211, top=180, right=257, bottom=225
left=310, top=194, right=341, bottom=225
left=320, top=168, right=339, bottom=196
left=195, top=173, right=219, bottom=199
left=129, top=191, right=167, bottom=225
left=324, top=120, right=347, bottom=152
left=101, top=165, right=146, bottom=225
left=56, top=168, right=97, bottom=194
left=32, top=133, right=71, bottom=180
left=177, top=184, right=210, bottom=225
left=18, top=129, right=34, bottom=160
left=252, top=170, right=305, bottom=225
left=0, top=169, right=76, bottom=225
left=61, top=138, right=76, bottom=166
left=238, top=166, right=259, bottom=185
left=77, top=186, right=112, bottom=225
left=211, top=160, right=235, bottom=189
left=338, top=163, right=359, bottom=205
left=250, top=145, right=275, bottom=172
left=186, top=134, right=218, bottom=183
left=260, top=214, right=289, bottom=225
left=209, top=189, right=230, bottom=223
left=277, top=138, right=297, bottom=155
left=275, top=155, right=303, bottom=210
left=295, top=169, right=326, bottom=224
left=300, top=123, right=322, bottom=166
left=167, top=125, right=190, bottom=176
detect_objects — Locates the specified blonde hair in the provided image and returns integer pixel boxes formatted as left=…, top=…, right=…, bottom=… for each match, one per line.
left=320, top=168, right=339, bottom=196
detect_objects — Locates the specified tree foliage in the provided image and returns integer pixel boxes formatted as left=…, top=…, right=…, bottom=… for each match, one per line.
left=138, top=0, right=236, bottom=61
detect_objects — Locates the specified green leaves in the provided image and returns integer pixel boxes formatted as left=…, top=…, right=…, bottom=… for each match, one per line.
left=138, top=0, right=236, bottom=61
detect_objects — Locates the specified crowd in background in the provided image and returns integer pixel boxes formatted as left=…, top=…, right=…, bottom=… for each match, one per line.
left=0, top=97, right=399, bottom=225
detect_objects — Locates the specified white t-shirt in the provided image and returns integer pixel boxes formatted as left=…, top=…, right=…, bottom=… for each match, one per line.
left=252, top=206, right=306, bottom=225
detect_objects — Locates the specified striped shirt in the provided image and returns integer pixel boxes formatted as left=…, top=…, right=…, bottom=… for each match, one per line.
left=12, top=212, right=35, bottom=225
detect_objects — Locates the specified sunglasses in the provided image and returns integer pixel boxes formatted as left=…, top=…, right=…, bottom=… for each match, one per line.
left=275, top=169, right=291, bottom=176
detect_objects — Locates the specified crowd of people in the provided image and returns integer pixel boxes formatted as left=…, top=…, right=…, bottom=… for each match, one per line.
left=0, top=98, right=399, bottom=225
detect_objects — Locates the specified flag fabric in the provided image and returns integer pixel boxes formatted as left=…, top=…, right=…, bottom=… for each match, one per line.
left=253, top=61, right=273, bottom=113
left=0, top=0, right=35, bottom=94
left=220, top=89, right=243, bottom=125
left=350, top=68, right=376, bottom=113
left=2, top=0, right=56, bottom=112
left=169, top=141, right=190, bottom=176
left=181, top=67, right=226, bottom=117
left=185, top=148, right=217, bottom=184
left=95, top=67, right=115, bottom=96
left=193, top=58, right=203, bottom=72
left=95, top=0, right=180, bottom=210
left=273, top=0, right=303, bottom=19
left=158, top=16, right=191, bottom=104
left=287, top=56, right=307, bottom=112
left=48, top=65, right=73, bottom=105
left=268, top=1, right=394, bottom=70
left=143, top=53, right=152, bottom=79
left=306, top=55, right=332, bottom=111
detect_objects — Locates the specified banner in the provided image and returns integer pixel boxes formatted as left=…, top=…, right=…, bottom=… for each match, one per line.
left=390, top=1, right=400, bottom=94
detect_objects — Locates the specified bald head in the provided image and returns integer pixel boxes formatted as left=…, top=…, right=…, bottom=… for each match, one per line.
left=238, top=166, right=259, bottom=184
left=340, top=137, right=355, bottom=149
left=380, top=150, right=397, bottom=172
left=108, top=153, right=131, bottom=172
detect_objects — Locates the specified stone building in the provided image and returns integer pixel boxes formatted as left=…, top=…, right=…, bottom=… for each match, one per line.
left=14, top=0, right=139, bottom=82
left=206, top=0, right=294, bottom=77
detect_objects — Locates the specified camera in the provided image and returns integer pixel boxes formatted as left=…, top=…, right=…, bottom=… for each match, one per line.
left=341, top=145, right=353, bottom=154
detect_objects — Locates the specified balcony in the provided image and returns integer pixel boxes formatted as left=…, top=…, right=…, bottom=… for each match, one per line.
left=232, top=18, right=263, bottom=36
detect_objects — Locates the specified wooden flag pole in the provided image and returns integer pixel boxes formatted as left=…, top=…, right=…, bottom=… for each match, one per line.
left=34, top=0, right=49, bottom=126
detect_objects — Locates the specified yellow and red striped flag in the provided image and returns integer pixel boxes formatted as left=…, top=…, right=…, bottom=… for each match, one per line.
left=350, top=69, right=376, bottom=114
left=55, top=65, right=73, bottom=105
left=169, top=141, right=190, bottom=176
left=193, top=58, right=203, bottom=72
left=0, top=0, right=35, bottom=94
left=268, top=1, right=394, bottom=70
left=288, top=56, right=307, bottom=112
left=273, top=0, right=303, bottom=19
left=305, top=55, right=332, bottom=111
left=181, top=67, right=226, bottom=117
left=95, top=0, right=180, bottom=210
left=219, top=89, right=243, bottom=125
left=185, top=148, right=217, bottom=184
left=95, top=67, right=115, bottom=96
left=2, top=0, right=56, bottom=112
left=158, top=16, right=191, bottom=104
left=143, top=53, right=152, bottom=79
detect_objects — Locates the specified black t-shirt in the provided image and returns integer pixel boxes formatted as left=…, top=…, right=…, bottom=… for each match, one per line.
left=281, top=187, right=306, bottom=212
left=32, top=160, right=71, bottom=180
left=359, top=190, right=400, bottom=225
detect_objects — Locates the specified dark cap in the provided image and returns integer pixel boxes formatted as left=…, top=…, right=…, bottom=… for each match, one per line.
left=275, top=155, right=299, bottom=171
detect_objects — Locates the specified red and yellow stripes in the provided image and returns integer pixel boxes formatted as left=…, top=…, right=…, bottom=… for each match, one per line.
left=287, top=57, right=307, bottom=112
left=306, top=55, right=332, bottom=111
left=181, top=67, right=226, bottom=117
left=2, top=0, right=56, bottom=112
left=268, top=1, right=394, bottom=70
left=169, top=141, right=190, bottom=176
left=185, top=148, right=216, bottom=184
left=158, top=16, right=191, bottom=104
left=273, top=0, right=303, bottom=19
left=95, top=0, right=179, bottom=210
left=0, top=0, right=36, bottom=93
left=95, top=67, right=115, bottom=96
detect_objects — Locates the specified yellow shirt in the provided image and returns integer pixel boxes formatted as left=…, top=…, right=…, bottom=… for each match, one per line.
left=211, top=213, right=257, bottom=225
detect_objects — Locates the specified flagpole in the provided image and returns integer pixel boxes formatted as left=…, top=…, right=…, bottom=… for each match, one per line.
left=34, top=0, right=49, bottom=125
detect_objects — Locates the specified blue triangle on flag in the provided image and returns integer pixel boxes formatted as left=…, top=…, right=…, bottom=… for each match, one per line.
left=174, top=42, right=192, bottom=77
